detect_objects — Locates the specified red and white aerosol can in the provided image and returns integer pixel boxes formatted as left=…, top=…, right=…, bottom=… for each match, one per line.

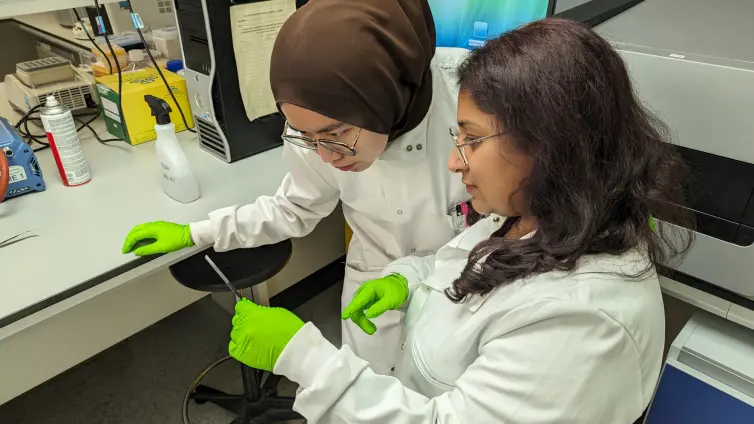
left=40, top=95, right=91, bottom=186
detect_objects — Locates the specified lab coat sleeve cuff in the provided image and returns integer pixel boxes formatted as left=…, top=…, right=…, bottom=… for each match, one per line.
left=381, top=256, right=432, bottom=301
left=189, top=220, right=215, bottom=247
left=381, top=261, right=421, bottom=284
left=274, top=322, right=341, bottom=389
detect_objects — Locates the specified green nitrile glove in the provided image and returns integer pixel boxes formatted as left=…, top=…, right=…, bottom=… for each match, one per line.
left=121, top=221, right=194, bottom=256
left=342, top=274, right=409, bottom=335
left=229, top=299, right=305, bottom=371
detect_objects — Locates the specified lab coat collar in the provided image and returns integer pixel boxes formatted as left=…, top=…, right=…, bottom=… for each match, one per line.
left=461, top=215, right=506, bottom=313
left=424, top=214, right=508, bottom=312
left=445, top=215, right=536, bottom=313
left=379, top=116, right=429, bottom=162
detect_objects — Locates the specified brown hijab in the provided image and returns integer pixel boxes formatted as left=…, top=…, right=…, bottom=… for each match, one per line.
left=270, top=0, right=436, bottom=141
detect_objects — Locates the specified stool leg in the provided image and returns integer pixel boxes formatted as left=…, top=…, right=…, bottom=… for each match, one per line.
left=211, top=291, right=238, bottom=315
left=249, top=282, right=270, bottom=306
left=192, top=385, right=245, bottom=416
left=261, top=373, right=281, bottom=395
left=241, top=364, right=262, bottom=401
left=267, top=396, right=297, bottom=409
left=255, top=408, right=303, bottom=423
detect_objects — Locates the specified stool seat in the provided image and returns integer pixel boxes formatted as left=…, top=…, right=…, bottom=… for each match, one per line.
left=169, top=240, right=292, bottom=292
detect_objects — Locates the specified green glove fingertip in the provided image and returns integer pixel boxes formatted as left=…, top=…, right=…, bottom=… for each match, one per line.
left=121, top=221, right=193, bottom=256
left=349, top=311, right=376, bottom=335
left=235, top=298, right=253, bottom=313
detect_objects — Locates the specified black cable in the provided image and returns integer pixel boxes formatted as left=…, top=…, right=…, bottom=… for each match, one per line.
left=74, top=113, right=121, bottom=144
left=124, top=0, right=196, bottom=133
left=93, top=0, right=128, bottom=141
left=14, top=104, right=47, bottom=150
left=15, top=107, right=118, bottom=151
left=72, top=8, right=112, bottom=75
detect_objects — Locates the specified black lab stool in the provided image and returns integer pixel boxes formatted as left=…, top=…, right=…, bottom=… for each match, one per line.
left=169, top=240, right=301, bottom=424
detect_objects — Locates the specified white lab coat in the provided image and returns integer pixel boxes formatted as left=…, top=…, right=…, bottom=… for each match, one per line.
left=274, top=215, right=666, bottom=424
left=190, top=48, right=470, bottom=375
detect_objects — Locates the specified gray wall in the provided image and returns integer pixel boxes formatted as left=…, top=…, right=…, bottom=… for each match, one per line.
left=0, top=22, right=38, bottom=76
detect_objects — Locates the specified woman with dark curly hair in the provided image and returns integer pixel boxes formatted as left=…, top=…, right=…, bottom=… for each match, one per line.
left=228, top=18, right=693, bottom=423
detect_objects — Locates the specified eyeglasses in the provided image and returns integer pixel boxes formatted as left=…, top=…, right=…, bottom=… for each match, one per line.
left=282, top=121, right=361, bottom=156
left=449, top=126, right=502, bottom=165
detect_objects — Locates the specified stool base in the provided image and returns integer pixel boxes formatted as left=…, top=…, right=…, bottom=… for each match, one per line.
left=184, top=358, right=301, bottom=424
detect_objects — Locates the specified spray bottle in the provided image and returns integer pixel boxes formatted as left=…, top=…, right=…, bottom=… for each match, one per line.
left=144, top=95, right=200, bottom=203
left=40, top=95, right=91, bottom=186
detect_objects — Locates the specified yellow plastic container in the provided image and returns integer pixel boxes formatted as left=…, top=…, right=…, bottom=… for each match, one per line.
left=95, top=68, right=194, bottom=145
left=91, top=44, right=129, bottom=77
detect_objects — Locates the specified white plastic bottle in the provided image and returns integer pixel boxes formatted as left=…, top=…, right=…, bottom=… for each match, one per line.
left=144, top=95, right=200, bottom=203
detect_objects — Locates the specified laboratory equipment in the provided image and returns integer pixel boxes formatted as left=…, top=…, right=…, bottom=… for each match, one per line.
left=123, top=49, right=159, bottom=73
left=72, top=20, right=96, bottom=40
left=0, top=117, right=45, bottom=201
left=144, top=94, right=200, bottom=203
left=97, top=68, right=193, bottom=145
left=428, top=0, right=554, bottom=49
left=173, top=0, right=307, bottom=162
left=152, top=27, right=182, bottom=60
left=644, top=313, right=754, bottom=423
left=54, top=7, right=89, bottom=28
left=14, top=57, right=75, bottom=88
left=596, top=0, right=754, bottom=298
left=90, top=43, right=129, bottom=77
left=4, top=60, right=97, bottom=115
left=166, top=60, right=184, bottom=74
left=204, top=255, right=241, bottom=301
left=40, top=95, right=91, bottom=187
left=82, top=0, right=176, bottom=36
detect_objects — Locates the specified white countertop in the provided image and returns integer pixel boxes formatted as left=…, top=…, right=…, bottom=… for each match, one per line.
left=0, top=94, right=289, bottom=327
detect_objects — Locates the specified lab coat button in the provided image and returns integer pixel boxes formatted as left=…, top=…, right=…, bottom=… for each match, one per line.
left=411, top=248, right=416, bottom=253
left=417, top=144, right=423, bottom=150
left=397, top=210, right=403, bottom=215
left=406, top=145, right=413, bottom=152
left=493, top=217, right=501, bottom=223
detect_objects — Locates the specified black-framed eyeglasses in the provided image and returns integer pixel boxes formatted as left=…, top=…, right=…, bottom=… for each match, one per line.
left=282, top=121, right=361, bottom=156
left=449, top=126, right=502, bottom=165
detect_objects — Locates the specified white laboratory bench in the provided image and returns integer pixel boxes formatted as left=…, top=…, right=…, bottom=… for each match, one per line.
left=0, top=90, right=344, bottom=403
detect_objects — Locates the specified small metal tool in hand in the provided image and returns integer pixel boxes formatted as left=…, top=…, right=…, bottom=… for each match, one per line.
left=204, top=255, right=243, bottom=302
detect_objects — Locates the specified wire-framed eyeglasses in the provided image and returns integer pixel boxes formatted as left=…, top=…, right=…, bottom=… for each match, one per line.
left=282, top=121, right=361, bottom=156
left=449, top=126, right=502, bottom=165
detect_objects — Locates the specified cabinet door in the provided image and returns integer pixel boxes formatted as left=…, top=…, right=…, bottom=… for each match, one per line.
left=645, top=364, right=754, bottom=424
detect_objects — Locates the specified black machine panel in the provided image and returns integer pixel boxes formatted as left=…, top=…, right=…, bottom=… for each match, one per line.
left=173, top=0, right=308, bottom=162
left=173, top=0, right=211, bottom=74
left=672, top=146, right=754, bottom=246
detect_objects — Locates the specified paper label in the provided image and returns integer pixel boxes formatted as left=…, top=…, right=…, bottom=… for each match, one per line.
left=230, top=0, right=295, bottom=121
left=8, top=166, right=27, bottom=183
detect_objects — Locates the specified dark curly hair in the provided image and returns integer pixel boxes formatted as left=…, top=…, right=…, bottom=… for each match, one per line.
left=447, top=18, right=694, bottom=302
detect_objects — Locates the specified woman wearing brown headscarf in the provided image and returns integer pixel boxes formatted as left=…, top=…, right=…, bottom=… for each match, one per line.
left=122, top=0, right=469, bottom=375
